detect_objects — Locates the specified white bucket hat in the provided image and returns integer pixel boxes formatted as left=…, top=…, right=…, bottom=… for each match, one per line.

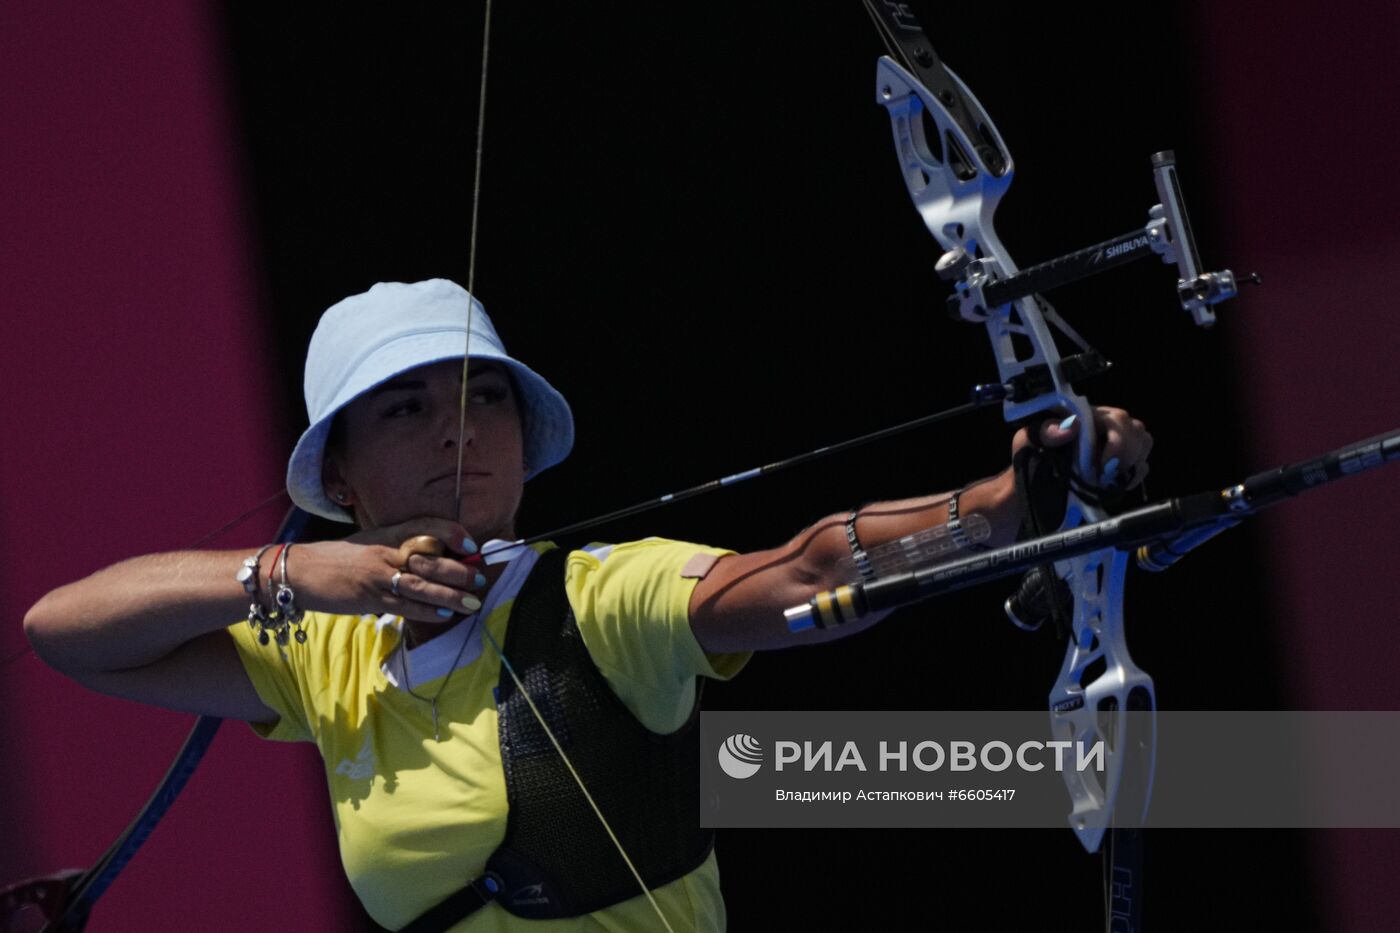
left=286, top=278, right=574, bottom=522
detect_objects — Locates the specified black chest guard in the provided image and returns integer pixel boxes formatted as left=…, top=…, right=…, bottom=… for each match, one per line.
left=397, top=547, right=713, bottom=932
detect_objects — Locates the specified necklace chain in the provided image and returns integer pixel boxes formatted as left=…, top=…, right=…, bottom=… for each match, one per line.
left=399, top=614, right=482, bottom=741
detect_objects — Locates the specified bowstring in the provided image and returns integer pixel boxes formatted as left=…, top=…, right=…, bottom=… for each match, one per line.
left=483, top=626, right=678, bottom=932
left=453, top=0, right=491, bottom=516
left=454, top=6, right=675, bottom=928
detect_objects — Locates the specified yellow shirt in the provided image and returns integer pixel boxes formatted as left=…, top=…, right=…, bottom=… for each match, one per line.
left=228, top=539, right=746, bottom=931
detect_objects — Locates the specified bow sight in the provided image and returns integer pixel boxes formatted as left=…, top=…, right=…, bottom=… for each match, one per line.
left=937, top=149, right=1252, bottom=330
left=863, top=1, right=1252, bottom=335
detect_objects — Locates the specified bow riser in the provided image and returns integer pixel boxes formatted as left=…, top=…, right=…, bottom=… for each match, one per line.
left=875, top=54, right=1154, bottom=853
left=876, top=59, right=1101, bottom=471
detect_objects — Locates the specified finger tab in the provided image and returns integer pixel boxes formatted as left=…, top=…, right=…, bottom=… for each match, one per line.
left=397, top=535, right=445, bottom=568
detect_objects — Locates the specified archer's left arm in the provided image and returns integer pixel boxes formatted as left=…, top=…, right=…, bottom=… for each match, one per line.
left=687, top=406, right=1151, bottom=652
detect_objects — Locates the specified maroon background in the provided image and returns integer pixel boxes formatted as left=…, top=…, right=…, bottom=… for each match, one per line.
left=4, top=1, right=1397, bottom=930
left=1196, top=1, right=1400, bottom=928
left=0, top=3, right=353, bottom=931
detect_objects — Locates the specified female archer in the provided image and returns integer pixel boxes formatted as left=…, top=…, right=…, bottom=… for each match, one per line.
left=24, top=277, right=1152, bottom=931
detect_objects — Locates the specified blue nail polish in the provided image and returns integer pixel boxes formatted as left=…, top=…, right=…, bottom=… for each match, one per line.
left=436, top=607, right=453, bottom=618
left=1102, top=457, right=1120, bottom=484
left=474, top=573, right=487, bottom=588
left=1059, top=414, right=1077, bottom=432
left=462, top=537, right=479, bottom=555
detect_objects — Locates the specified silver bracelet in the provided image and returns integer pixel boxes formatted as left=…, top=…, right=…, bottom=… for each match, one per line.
left=240, top=544, right=277, bottom=644
left=246, top=597, right=274, bottom=643
left=246, top=544, right=308, bottom=646
left=236, top=544, right=276, bottom=595
left=271, top=543, right=307, bottom=645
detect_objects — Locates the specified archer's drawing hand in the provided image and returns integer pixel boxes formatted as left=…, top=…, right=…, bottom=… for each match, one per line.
left=292, top=518, right=486, bottom=623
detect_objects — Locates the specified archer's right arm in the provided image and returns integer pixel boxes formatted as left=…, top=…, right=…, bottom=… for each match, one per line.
left=24, top=550, right=284, bottom=721
left=22, top=520, right=479, bottom=721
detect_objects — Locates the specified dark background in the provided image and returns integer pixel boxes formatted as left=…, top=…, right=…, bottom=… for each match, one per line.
left=5, top=1, right=1397, bottom=930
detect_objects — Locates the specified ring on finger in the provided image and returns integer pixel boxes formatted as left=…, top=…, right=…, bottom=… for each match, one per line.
left=390, top=570, right=404, bottom=597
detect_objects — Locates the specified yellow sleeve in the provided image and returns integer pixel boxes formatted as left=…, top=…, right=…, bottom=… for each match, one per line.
left=226, top=616, right=319, bottom=743
left=564, top=539, right=751, bottom=734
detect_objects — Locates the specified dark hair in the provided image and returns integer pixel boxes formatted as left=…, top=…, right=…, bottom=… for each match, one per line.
left=325, top=411, right=348, bottom=457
